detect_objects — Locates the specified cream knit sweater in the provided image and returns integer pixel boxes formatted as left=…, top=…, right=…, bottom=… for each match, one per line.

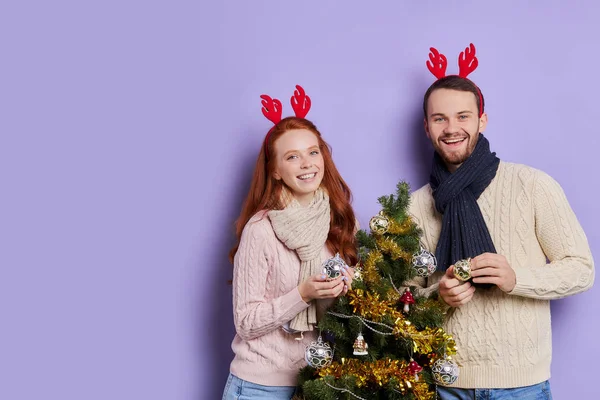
left=229, top=211, right=333, bottom=386
left=408, top=161, right=594, bottom=388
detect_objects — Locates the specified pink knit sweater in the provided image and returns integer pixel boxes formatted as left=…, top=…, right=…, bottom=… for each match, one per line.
left=229, top=212, right=333, bottom=386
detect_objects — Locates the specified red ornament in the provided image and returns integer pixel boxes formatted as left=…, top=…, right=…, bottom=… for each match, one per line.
left=408, top=358, right=423, bottom=381
left=399, top=288, right=415, bottom=313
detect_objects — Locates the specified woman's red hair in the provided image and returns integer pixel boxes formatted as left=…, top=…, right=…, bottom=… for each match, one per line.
left=229, top=117, right=358, bottom=266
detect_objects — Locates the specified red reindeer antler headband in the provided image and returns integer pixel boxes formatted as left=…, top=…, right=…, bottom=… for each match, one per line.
left=426, top=43, right=484, bottom=117
left=260, top=85, right=311, bottom=159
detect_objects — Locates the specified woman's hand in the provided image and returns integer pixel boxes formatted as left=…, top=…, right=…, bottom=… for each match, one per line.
left=339, top=265, right=354, bottom=295
left=298, top=274, right=344, bottom=303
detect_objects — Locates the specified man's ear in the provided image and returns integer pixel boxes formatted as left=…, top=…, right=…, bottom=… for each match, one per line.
left=424, top=118, right=431, bottom=140
left=479, top=112, right=488, bottom=133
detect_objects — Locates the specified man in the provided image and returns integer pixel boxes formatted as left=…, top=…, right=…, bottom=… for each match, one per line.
left=408, top=45, right=594, bottom=399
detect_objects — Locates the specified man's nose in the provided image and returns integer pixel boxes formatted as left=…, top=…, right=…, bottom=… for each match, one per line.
left=444, top=119, right=459, bottom=133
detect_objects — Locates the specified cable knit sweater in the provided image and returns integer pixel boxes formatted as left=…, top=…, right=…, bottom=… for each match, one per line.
left=229, top=211, right=333, bottom=386
left=408, top=161, right=594, bottom=388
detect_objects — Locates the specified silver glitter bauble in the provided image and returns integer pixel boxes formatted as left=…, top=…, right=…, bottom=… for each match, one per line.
left=432, top=357, right=459, bottom=385
left=412, top=248, right=437, bottom=277
left=322, top=253, right=347, bottom=280
left=305, top=335, right=333, bottom=368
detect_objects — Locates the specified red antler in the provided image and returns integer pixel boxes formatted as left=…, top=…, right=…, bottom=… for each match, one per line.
left=260, top=95, right=282, bottom=124
left=290, top=85, right=311, bottom=118
left=426, top=47, right=447, bottom=79
left=458, top=43, right=478, bottom=78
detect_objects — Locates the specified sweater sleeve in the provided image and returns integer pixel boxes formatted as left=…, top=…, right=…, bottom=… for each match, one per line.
left=232, top=219, right=310, bottom=341
left=406, top=189, right=442, bottom=299
left=509, top=171, right=594, bottom=299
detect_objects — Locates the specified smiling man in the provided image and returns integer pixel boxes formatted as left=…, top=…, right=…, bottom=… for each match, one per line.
left=407, top=70, right=594, bottom=400
left=425, top=86, right=486, bottom=172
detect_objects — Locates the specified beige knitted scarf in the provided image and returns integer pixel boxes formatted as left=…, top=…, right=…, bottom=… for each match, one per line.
left=268, top=188, right=330, bottom=332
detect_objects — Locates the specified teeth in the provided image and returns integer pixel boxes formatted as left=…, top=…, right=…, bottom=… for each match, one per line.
left=444, top=138, right=465, bottom=144
left=298, top=173, right=316, bottom=180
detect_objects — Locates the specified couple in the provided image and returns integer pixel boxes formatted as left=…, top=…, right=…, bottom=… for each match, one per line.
left=222, top=45, right=594, bottom=400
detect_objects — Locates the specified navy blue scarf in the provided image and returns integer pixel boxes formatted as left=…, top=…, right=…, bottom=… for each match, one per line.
left=430, top=134, right=500, bottom=272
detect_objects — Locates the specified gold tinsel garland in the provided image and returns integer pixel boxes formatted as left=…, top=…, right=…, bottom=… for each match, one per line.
left=347, top=289, right=457, bottom=356
left=361, top=251, right=383, bottom=286
left=317, top=358, right=434, bottom=399
left=376, top=237, right=413, bottom=261
left=349, top=289, right=399, bottom=322
left=387, top=217, right=413, bottom=235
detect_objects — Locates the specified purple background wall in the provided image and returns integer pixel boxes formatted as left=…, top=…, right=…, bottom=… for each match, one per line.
left=2, top=1, right=598, bottom=399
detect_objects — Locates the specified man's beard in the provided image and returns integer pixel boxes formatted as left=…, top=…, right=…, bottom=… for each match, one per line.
left=435, top=130, right=479, bottom=167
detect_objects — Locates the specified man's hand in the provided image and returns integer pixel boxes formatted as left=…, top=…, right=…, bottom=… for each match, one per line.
left=470, top=253, right=516, bottom=292
left=439, top=265, right=476, bottom=307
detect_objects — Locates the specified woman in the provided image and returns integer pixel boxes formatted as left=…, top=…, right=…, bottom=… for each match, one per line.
left=222, top=85, right=358, bottom=399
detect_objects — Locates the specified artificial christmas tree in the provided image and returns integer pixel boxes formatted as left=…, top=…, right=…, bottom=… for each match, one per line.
left=297, top=182, right=457, bottom=399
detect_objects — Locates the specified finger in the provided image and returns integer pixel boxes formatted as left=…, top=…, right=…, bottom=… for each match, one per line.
left=341, top=276, right=352, bottom=289
left=452, top=291, right=474, bottom=307
left=312, top=273, right=331, bottom=282
left=440, top=277, right=461, bottom=290
left=313, top=273, right=341, bottom=283
left=312, top=279, right=340, bottom=291
left=472, top=276, right=500, bottom=286
left=331, top=282, right=345, bottom=297
left=319, top=280, right=344, bottom=294
left=341, top=271, right=352, bottom=287
left=472, top=252, right=498, bottom=263
left=341, top=280, right=349, bottom=294
left=450, top=286, right=475, bottom=303
left=340, top=268, right=352, bottom=283
left=324, top=276, right=344, bottom=287
left=471, top=255, right=490, bottom=270
left=470, top=267, right=501, bottom=278
left=472, top=253, right=505, bottom=269
left=446, top=282, right=472, bottom=297
left=447, top=287, right=475, bottom=306
left=344, top=280, right=352, bottom=292
left=445, top=265, right=455, bottom=277
left=316, top=287, right=337, bottom=298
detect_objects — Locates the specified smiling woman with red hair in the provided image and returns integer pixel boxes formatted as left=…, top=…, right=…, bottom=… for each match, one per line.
left=223, top=86, right=358, bottom=399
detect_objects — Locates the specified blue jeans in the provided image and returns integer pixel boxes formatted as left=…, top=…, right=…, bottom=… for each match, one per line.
left=437, top=380, right=552, bottom=400
left=222, top=373, right=297, bottom=400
